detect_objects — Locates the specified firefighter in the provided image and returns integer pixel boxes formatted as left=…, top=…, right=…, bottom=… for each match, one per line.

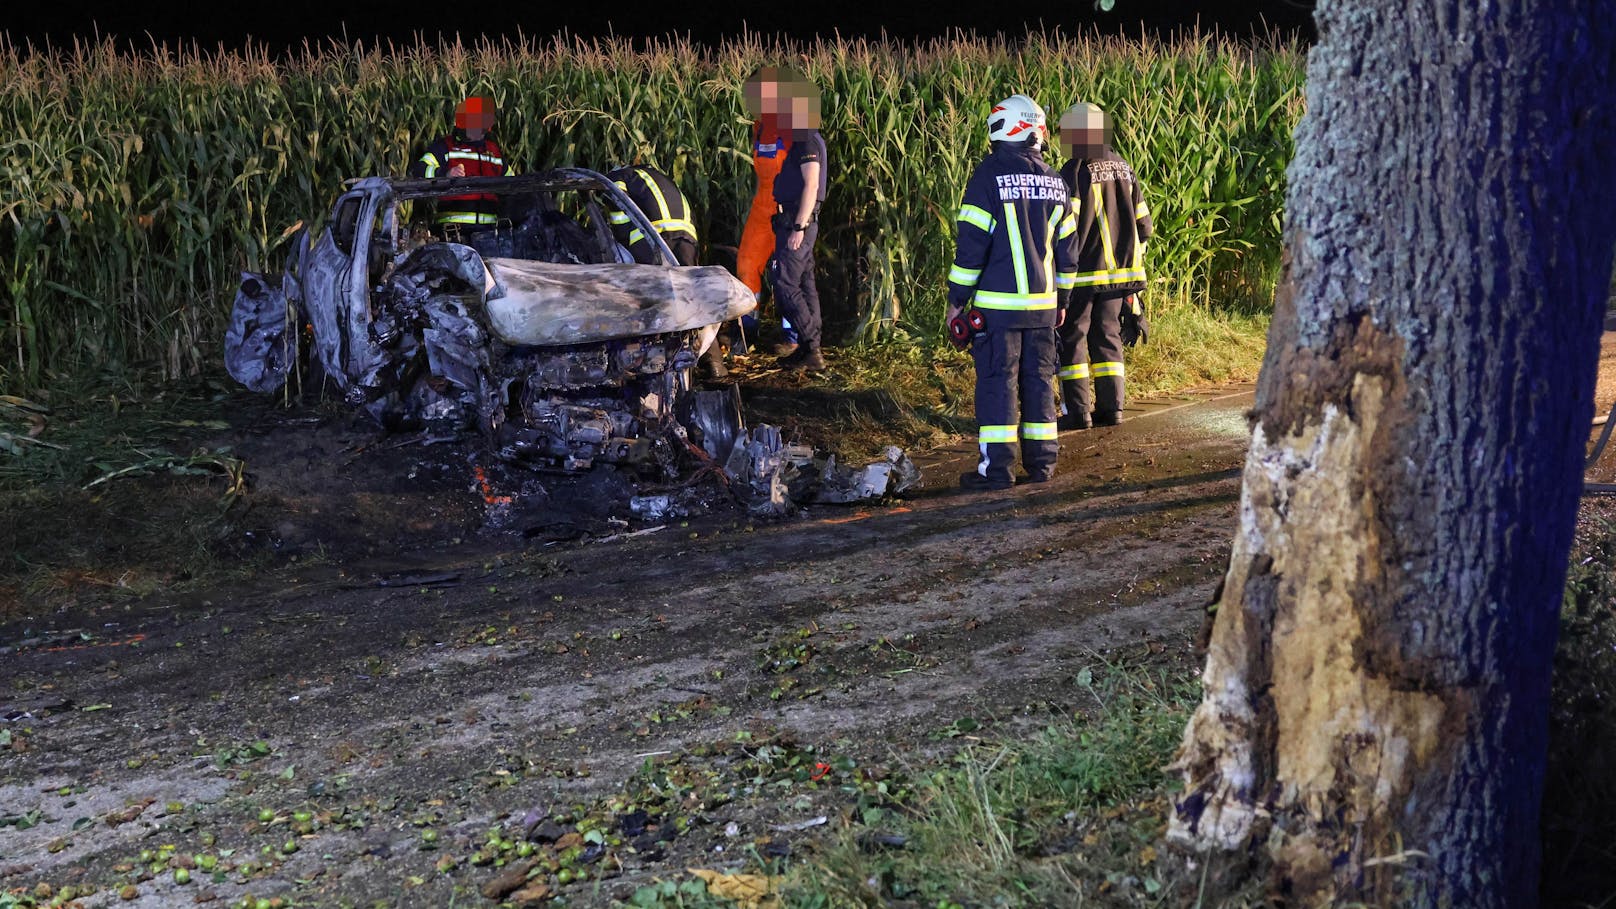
left=604, top=164, right=698, bottom=266
left=1054, top=101, right=1153, bottom=429
left=947, top=94, right=1080, bottom=490
left=603, top=163, right=726, bottom=378
left=736, top=66, right=801, bottom=356
left=769, top=68, right=829, bottom=373
left=407, top=95, right=516, bottom=231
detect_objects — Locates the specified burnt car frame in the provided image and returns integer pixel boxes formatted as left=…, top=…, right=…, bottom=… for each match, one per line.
left=226, top=168, right=754, bottom=473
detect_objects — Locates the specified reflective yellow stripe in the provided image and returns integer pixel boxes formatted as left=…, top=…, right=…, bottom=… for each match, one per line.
left=1021, top=422, right=1057, bottom=440
left=958, top=204, right=994, bottom=233
left=444, top=151, right=504, bottom=165
left=609, top=211, right=633, bottom=224
left=1058, top=363, right=1090, bottom=380
left=1042, top=208, right=1058, bottom=295
left=1137, top=199, right=1150, bottom=219
left=1057, top=209, right=1077, bottom=239
left=649, top=218, right=696, bottom=238
left=1000, top=204, right=1029, bottom=295
left=949, top=265, right=982, bottom=285
left=630, top=221, right=697, bottom=247
left=637, top=170, right=676, bottom=222
left=1093, top=183, right=1118, bottom=271
left=1054, top=206, right=1077, bottom=287
left=973, top=290, right=1057, bottom=310
left=1091, top=361, right=1125, bottom=378
left=420, top=152, right=441, bottom=177
left=1072, top=267, right=1147, bottom=286
left=435, top=212, right=498, bottom=225
left=979, top=425, right=1018, bottom=443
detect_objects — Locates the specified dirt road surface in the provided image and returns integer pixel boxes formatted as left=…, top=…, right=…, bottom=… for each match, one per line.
left=0, top=385, right=1336, bottom=906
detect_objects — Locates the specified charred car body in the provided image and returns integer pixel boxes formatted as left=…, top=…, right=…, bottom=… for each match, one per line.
left=226, top=169, right=754, bottom=472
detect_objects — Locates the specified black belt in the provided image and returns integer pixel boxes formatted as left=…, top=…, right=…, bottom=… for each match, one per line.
left=773, top=202, right=821, bottom=222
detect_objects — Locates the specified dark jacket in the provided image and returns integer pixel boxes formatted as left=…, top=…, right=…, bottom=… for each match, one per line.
left=947, top=142, right=1080, bottom=328
left=1059, top=147, right=1152, bottom=295
left=604, top=166, right=697, bottom=265
left=772, top=129, right=828, bottom=207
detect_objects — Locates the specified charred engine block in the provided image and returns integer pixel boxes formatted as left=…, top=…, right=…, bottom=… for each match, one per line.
left=496, top=332, right=702, bottom=472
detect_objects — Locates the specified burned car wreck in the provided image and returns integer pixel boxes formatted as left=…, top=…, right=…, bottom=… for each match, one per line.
left=227, top=169, right=753, bottom=474
left=225, top=168, right=919, bottom=511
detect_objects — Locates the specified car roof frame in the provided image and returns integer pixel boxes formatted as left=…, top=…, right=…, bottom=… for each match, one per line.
left=342, top=167, right=681, bottom=266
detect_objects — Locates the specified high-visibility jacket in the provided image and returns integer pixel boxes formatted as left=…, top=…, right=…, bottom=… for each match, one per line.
left=409, top=132, right=516, bottom=226
left=947, top=142, right=1080, bottom=328
left=1059, top=147, right=1152, bottom=294
left=604, top=165, right=697, bottom=264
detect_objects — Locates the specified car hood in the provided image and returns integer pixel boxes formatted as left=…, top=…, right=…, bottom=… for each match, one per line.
left=484, top=258, right=756, bottom=347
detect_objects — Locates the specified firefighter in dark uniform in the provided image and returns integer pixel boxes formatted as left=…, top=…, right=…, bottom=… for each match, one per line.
left=769, top=68, right=829, bottom=373
left=603, top=163, right=726, bottom=379
left=408, top=95, right=516, bottom=232
left=604, top=164, right=699, bottom=266
left=947, top=94, right=1080, bottom=490
left=1055, top=101, right=1153, bottom=429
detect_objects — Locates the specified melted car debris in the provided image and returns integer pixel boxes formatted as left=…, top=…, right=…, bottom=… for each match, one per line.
left=718, top=427, right=921, bottom=517
left=225, top=169, right=920, bottom=524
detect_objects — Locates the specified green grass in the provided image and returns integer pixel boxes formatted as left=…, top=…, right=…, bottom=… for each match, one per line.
left=1124, top=301, right=1270, bottom=398
left=737, top=336, right=977, bottom=461
left=738, top=301, right=1270, bottom=464
left=0, top=375, right=254, bottom=610
left=773, top=655, right=1205, bottom=908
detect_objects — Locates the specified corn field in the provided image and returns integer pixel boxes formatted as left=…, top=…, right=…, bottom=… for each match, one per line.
left=0, top=30, right=1304, bottom=393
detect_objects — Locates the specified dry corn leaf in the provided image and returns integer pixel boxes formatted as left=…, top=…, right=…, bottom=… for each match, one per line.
left=688, top=868, right=781, bottom=909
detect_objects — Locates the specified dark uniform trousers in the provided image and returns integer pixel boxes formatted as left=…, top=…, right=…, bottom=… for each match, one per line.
left=769, top=217, right=821, bottom=351
left=1057, top=290, right=1127, bottom=419
left=666, top=235, right=698, bottom=268
left=973, top=326, right=1059, bottom=483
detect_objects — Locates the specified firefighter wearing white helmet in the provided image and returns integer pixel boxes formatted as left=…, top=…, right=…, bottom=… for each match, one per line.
left=1054, top=100, right=1154, bottom=429
left=946, top=94, right=1081, bottom=490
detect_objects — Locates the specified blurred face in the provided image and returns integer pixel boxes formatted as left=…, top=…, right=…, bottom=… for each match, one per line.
left=1059, top=105, right=1113, bottom=157
left=743, top=68, right=782, bottom=120
left=455, top=97, right=496, bottom=138
left=776, top=80, right=822, bottom=130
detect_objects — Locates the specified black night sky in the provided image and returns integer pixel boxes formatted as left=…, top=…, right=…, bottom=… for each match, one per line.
left=8, top=1, right=1315, bottom=52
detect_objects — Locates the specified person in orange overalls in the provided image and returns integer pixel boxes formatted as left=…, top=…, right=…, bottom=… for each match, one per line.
left=737, top=66, right=800, bottom=356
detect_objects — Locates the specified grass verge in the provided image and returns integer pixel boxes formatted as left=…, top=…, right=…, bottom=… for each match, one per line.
left=0, top=374, right=255, bottom=613
left=610, top=653, right=1216, bottom=909
left=778, top=655, right=1200, bottom=908
left=736, top=306, right=1270, bottom=463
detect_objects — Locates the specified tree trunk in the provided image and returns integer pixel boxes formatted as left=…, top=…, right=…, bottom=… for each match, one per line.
left=1167, top=1, right=1616, bottom=905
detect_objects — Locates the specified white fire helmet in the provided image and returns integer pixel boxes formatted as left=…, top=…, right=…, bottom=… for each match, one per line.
left=987, top=94, right=1047, bottom=144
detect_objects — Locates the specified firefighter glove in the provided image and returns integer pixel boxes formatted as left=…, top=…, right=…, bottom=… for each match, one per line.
left=948, top=307, right=985, bottom=351
left=1120, top=294, right=1149, bottom=347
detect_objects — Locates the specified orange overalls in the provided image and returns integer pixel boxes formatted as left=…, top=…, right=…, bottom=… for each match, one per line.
left=736, top=116, right=794, bottom=336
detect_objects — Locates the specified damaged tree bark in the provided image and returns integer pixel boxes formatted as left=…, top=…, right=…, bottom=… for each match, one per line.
left=1168, top=1, right=1616, bottom=906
